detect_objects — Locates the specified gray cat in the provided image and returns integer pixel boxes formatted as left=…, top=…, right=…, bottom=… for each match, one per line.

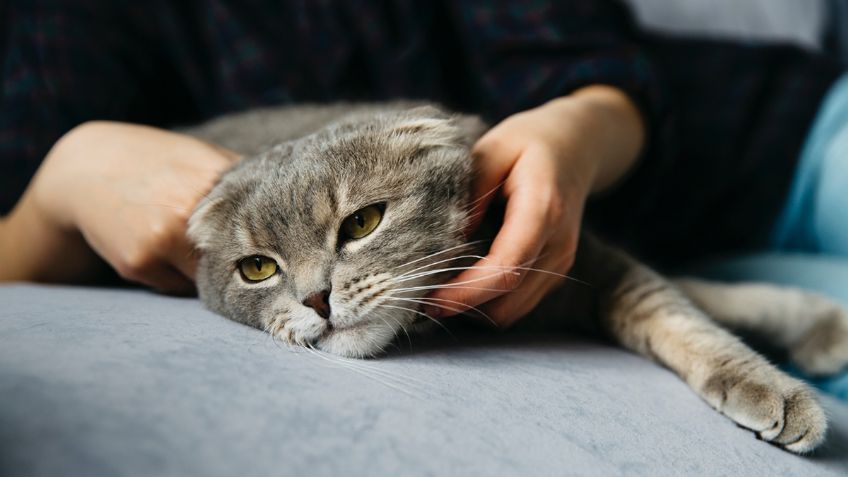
left=185, top=103, right=848, bottom=454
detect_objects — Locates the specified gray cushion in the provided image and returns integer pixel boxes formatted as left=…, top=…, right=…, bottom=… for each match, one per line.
left=1, top=284, right=846, bottom=477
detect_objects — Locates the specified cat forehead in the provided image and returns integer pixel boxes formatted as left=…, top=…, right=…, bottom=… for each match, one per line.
left=236, top=116, right=470, bottom=196
left=189, top=109, right=479, bottom=249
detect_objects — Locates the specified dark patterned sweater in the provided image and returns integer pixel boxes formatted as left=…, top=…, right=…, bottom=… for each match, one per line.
left=1, top=0, right=843, bottom=264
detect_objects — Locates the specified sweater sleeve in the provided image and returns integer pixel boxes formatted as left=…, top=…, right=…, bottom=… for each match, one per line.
left=443, top=1, right=665, bottom=122
left=0, top=0, right=194, bottom=214
left=442, top=0, right=674, bottom=230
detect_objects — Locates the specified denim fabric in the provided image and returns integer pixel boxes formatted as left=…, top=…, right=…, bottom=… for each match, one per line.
left=771, top=73, right=848, bottom=254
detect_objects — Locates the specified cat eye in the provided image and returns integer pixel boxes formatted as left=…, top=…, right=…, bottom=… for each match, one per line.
left=340, top=204, right=384, bottom=241
left=238, top=255, right=278, bottom=282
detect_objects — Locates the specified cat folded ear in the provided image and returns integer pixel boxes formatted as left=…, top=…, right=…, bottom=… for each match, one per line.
left=389, top=107, right=487, bottom=149
left=187, top=196, right=223, bottom=250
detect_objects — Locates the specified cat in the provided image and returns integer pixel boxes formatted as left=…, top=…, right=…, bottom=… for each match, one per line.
left=184, top=103, right=848, bottom=454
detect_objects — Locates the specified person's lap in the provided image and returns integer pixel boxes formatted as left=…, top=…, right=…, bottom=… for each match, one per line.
left=771, top=73, right=848, bottom=255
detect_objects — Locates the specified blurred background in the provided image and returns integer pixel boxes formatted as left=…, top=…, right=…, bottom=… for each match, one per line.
left=627, top=0, right=845, bottom=62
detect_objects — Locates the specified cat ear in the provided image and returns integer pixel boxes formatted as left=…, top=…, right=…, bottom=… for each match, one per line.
left=187, top=196, right=223, bottom=250
left=390, top=107, right=487, bottom=149
left=453, top=114, right=488, bottom=146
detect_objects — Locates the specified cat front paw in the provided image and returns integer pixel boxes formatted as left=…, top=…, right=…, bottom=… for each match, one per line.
left=268, top=316, right=326, bottom=346
left=791, top=306, right=848, bottom=376
left=703, top=369, right=827, bottom=453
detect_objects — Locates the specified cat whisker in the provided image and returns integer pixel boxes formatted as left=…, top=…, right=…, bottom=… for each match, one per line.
left=392, top=254, right=488, bottom=280
left=390, top=269, right=525, bottom=293
left=373, top=303, right=457, bottom=341
left=391, top=265, right=517, bottom=284
left=317, top=344, right=432, bottom=388
left=303, top=344, right=431, bottom=397
left=464, top=179, right=506, bottom=214
left=375, top=312, right=413, bottom=349
left=265, top=318, right=295, bottom=353
left=391, top=284, right=508, bottom=294
left=392, top=264, right=591, bottom=287
left=384, top=295, right=497, bottom=327
left=390, top=240, right=487, bottom=271
left=302, top=345, right=420, bottom=397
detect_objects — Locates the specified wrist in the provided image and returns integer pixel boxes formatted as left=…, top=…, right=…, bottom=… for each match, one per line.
left=544, top=85, right=646, bottom=194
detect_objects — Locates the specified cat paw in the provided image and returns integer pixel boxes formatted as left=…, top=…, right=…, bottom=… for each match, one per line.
left=704, top=370, right=827, bottom=453
left=791, top=306, right=848, bottom=376
left=269, top=316, right=326, bottom=346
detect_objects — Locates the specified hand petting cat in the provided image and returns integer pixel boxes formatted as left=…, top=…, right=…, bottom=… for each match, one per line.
left=0, top=122, right=240, bottom=293
left=425, top=85, right=645, bottom=328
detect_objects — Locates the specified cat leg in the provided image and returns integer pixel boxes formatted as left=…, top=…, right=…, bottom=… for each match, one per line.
left=674, top=279, right=848, bottom=376
left=601, top=266, right=827, bottom=453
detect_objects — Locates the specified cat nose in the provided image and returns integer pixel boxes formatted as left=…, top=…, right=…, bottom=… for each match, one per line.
left=302, top=289, right=332, bottom=319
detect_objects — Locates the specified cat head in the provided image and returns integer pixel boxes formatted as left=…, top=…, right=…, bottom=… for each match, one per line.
left=189, top=106, right=486, bottom=357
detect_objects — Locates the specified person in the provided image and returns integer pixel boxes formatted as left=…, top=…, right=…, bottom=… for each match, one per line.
left=0, top=1, right=844, bottom=332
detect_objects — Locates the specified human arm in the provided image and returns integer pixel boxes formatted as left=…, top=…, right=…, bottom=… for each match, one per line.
left=0, top=122, right=240, bottom=292
left=421, top=1, right=664, bottom=326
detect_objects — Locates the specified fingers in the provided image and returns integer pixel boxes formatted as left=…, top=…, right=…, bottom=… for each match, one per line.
left=427, top=149, right=560, bottom=315
left=129, top=263, right=196, bottom=295
left=108, top=220, right=198, bottom=294
left=465, top=132, right=518, bottom=232
left=471, top=130, right=518, bottom=201
left=165, top=232, right=199, bottom=281
left=477, top=248, right=575, bottom=329
left=155, top=222, right=198, bottom=293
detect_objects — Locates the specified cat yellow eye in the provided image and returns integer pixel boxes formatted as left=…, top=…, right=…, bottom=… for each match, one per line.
left=341, top=204, right=383, bottom=240
left=238, top=255, right=278, bottom=282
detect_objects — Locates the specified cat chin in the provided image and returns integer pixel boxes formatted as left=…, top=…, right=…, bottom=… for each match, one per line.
left=315, top=320, right=400, bottom=358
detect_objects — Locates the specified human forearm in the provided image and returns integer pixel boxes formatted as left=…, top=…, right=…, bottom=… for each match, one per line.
left=1, top=121, right=239, bottom=291
left=0, top=189, right=104, bottom=283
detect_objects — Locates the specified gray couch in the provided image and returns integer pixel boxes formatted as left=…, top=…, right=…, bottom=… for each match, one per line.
left=2, top=282, right=848, bottom=477
left=3, top=2, right=848, bottom=476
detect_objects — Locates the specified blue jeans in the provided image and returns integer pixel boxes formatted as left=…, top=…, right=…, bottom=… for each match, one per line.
left=713, top=74, right=848, bottom=400
left=771, top=73, right=848, bottom=254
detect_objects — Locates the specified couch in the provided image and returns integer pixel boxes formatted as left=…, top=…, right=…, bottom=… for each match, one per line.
left=3, top=1, right=847, bottom=476
left=2, top=265, right=848, bottom=476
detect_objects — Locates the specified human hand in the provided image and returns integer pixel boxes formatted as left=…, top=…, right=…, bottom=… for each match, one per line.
left=425, top=86, right=645, bottom=327
left=19, top=121, right=240, bottom=293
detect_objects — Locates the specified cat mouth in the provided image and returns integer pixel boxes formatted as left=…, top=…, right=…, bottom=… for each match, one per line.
left=320, top=318, right=372, bottom=337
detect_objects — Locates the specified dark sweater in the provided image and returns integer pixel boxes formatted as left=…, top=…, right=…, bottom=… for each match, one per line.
left=1, top=0, right=842, bottom=264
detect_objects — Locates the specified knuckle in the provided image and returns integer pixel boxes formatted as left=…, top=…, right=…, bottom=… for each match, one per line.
left=147, top=222, right=169, bottom=246
left=547, top=194, right=566, bottom=223
left=114, top=261, right=143, bottom=283
left=495, top=267, right=523, bottom=292
left=472, top=134, right=503, bottom=158
left=487, top=302, right=525, bottom=331
left=147, top=218, right=180, bottom=249
left=118, top=247, right=155, bottom=280
left=538, top=186, right=565, bottom=223
left=487, top=307, right=510, bottom=328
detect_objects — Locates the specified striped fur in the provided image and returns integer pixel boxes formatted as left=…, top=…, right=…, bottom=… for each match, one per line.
left=187, top=103, right=848, bottom=454
left=570, top=235, right=844, bottom=453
